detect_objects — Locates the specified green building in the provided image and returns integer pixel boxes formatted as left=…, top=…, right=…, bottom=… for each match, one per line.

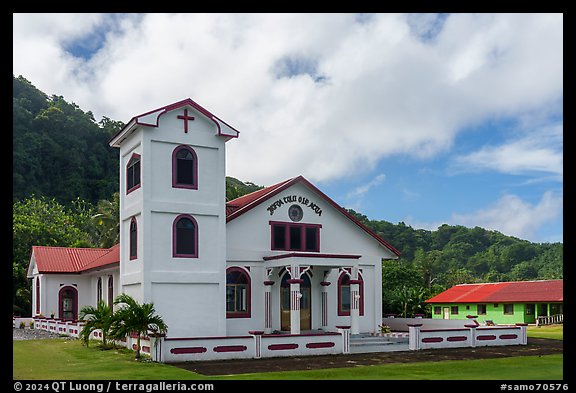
left=426, top=280, right=563, bottom=325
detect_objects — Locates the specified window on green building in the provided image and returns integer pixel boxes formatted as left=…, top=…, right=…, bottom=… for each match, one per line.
left=434, top=306, right=441, bottom=315
left=451, top=306, right=459, bottom=315
left=550, top=304, right=563, bottom=314
left=477, top=304, right=487, bottom=315
left=526, top=304, right=535, bottom=315
left=504, top=304, right=514, bottom=315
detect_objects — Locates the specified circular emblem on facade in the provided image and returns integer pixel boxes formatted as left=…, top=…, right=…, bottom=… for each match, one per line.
left=288, top=204, right=304, bottom=222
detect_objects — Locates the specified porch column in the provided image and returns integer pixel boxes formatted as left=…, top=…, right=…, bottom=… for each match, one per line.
left=287, top=278, right=303, bottom=335
left=320, top=281, right=331, bottom=329
left=349, top=279, right=361, bottom=335
left=263, top=280, right=275, bottom=334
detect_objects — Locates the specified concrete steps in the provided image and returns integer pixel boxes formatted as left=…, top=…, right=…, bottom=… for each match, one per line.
left=349, top=334, right=409, bottom=354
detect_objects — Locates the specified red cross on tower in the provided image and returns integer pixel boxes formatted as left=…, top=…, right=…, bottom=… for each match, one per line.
left=177, top=109, right=195, bottom=133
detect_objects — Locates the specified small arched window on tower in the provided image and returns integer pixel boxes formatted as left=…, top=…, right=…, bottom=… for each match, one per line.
left=126, top=153, right=141, bottom=194
left=172, top=145, right=198, bottom=189
left=129, top=217, right=137, bottom=260
left=173, top=214, right=198, bottom=258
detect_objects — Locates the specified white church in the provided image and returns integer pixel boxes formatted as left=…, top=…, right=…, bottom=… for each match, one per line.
left=27, top=98, right=403, bottom=361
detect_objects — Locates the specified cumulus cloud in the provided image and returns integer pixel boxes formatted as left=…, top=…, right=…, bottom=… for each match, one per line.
left=453, top=123, right=563, bottom=178
left=13, top=13, right=563, bottom=186
left=408, top=191, right=563, bottom=242
left=346, top=173, right=386, bottom=199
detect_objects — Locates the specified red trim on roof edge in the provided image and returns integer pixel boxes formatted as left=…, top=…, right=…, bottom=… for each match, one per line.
left=226, top=176, right=400, bottom=257
left=109, top=98, right=239, bottom=147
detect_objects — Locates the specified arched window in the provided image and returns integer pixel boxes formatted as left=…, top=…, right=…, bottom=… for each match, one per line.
left=172, top=145, right=198, bottom=189
left=126, top=153, right=141, bottom=194
left=97, top=277, right=103, bottom=302
left=107, top=276, right=114, bottom=308
left=226, top=267, right=251, bottom=318
left=59, top=286, right=78, bottom=321
left=129, top=217, right=137, bottom=260
left=173, top=214, right=198, bottom=257
left=35, top=277, right=40, bottom=315
left=338, top=272, right=364, bottom=316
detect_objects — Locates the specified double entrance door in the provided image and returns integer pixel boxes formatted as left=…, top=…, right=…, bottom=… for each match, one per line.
left=280, top=273, right=311, bottom=331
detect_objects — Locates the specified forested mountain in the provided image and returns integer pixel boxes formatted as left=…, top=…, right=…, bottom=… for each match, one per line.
left=12, top=75, right=563, bottom=317
left=13, top=75, right=122, bottom=205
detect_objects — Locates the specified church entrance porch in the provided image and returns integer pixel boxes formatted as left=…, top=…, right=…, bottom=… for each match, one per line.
left=280, top=271, right=311, bottom=331
left=262, top=253, right=368, bottom=336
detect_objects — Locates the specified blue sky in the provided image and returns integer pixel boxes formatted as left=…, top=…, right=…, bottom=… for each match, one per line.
left=12, top=13, right=563, bottom=243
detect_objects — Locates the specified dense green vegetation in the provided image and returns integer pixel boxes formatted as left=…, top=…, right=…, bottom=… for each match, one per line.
left=13, top=75, right=121, bottom=205
left=346, top=211, right=563, bottom=317
left=12, top=75, right=563, bottom=318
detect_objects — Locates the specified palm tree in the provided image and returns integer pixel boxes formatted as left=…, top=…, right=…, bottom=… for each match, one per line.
left=91, top=192, right=120, bottom=248
left=110, top=294, right=168, bottom=360
left=79, top=300, right=114, bottom=347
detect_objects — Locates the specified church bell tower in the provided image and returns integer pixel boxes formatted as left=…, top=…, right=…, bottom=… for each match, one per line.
left=109, top=99, right=239, bottom=337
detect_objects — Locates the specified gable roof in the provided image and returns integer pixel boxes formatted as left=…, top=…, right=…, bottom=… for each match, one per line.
left=426, top=280, right=563, bottom=304
left=109, top=98, right=240, bottom=147
left=29, top=244, right=119, bottom=275
left=225, top=175, right=401, bottom=257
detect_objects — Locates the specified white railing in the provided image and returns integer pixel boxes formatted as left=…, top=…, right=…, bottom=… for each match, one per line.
left=536, top=314, right=563, bottom=326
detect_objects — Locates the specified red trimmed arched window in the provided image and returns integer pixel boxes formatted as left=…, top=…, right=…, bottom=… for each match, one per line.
left=172, top=145, right=198, bottom=189
left=107, top=275, right=114, bottom=308
left=97, top=277, right=103, bottom=302
left=226, top=267, right=251, bottom=318
left=129, top=217, right=137, bottom=260
left=35, top=277, right=40, bottom=315
left=173, top=214, right=199, bottom=258
left=337, top=272, right=364, bottom=316
left=126, top=153, right=141, bottom=194
left=59, top=286, right=78, bottom=321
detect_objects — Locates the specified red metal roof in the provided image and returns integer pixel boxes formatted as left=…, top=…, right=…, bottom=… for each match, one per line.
left=82, top=244, right=120, bottom=272
left=225, top=177, right=294, bottom=218
left=32, top=245, right=119, bottom=274
left=426, top=280, right=563, bottom=303
left=226, top=175, right=401, bottom=257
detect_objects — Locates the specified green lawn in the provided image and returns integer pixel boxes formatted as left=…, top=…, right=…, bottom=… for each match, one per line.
left=13, top=325, right=563, bottom=380
left=527, top=324, right=563, bottom=340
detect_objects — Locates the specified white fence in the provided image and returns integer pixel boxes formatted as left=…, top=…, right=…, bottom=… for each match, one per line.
left=382, top=317, right=472, bottom=331
left=162, top=331, right=344, bottom=363
left=537, top=314, right=563, bottom=326
left=408, top=324, right=527, bottom=350
left=26, top=316, right=528, bottom=362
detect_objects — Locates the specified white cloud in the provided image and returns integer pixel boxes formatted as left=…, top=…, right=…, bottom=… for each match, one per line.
left=453, top=123, right=563, bottom=178
left=407, top=191, right=563, bottom=242
left=12, top=13, right=563, bottom=186
left=346, top=173, right=386, bottom=199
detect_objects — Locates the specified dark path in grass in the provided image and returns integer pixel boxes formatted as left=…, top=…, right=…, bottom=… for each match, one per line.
left=171, top=338, right=563, bottom=376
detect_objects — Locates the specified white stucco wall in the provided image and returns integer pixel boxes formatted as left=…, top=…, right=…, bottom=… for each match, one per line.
left=31, top=268, right=120, bottom=319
